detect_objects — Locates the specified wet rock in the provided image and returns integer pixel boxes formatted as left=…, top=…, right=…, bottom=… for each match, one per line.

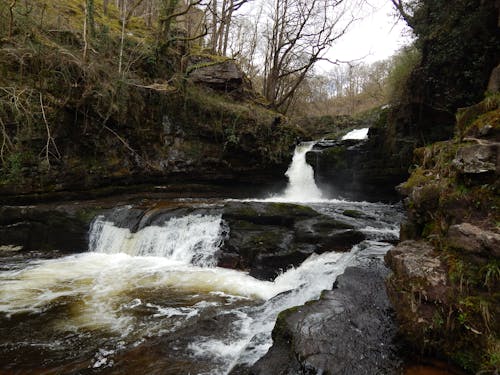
left=306, top=134, right=408, bottom=203
left=447, top=222, right=500, bottom=257
left=220, top=202, right=365, bottom=280
left=0, top=205, right=99, bottom=253
left=250, top=264, right=402, bottom=375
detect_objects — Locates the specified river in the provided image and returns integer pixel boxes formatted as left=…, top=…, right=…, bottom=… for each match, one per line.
left=0, top=141, right=404, bottom=374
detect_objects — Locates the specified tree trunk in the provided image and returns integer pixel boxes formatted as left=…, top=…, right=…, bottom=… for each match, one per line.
left=8, top=0, right=17, bottom=38
left=86, top=0, right=96, bottom=37
left=103, top=0, right=109, bottom=16
left=211, top=0, right=218, bottom=52
left=83, top=0, right=89, bottom=62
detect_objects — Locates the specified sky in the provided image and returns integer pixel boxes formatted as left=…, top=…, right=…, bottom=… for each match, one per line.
left=328, top=0, right=413, bottom=64
left=239, top=0, right=413, bottom=71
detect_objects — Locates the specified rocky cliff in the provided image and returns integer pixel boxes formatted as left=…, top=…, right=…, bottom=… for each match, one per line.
left=0, top=2, right=301, bottom=204
left=304, top=0, right=500, bottom=203
left=0, top=59, right=300, bottom=203
left=305, top=109, right=412, bottom=202
left=385, top=94, right=500, bottom=373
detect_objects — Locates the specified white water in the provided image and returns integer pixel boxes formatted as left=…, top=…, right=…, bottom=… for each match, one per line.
left=267, top=141, right=324, bottom=202
left=0, top=212, right=367, bottom=373
left=342, top=127, right=369, bottom=140
left=0, top=191, right=403, bottom=373
left=89, top=214, right=225, bottom=267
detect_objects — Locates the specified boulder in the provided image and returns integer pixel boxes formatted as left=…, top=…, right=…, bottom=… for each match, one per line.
left=447, top=222, right=500, bottom=257
left=306, top=130, right=410, bottom=203
left=188, top=56, right=246, bottom=92
left=220, top=202, right=365, bottom=280
left=385, top=241, right=448, bottom=303
left=385, top=241, right=451, bottom=351
left=249, top=264, right=402, bottom=375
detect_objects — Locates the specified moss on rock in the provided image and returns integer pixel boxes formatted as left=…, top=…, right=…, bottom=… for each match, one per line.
left=387, top=97, right=500, bottom=373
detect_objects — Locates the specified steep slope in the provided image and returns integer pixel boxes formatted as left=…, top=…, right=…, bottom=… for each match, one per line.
left=0, top=0, right=301, bottom=202
left=386, top=94, right=500, bottom=373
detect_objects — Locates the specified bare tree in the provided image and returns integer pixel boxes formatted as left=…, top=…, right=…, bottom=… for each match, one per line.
left=8, top=0, right=17, bottom=38
left=262, top=0, right=359, bottom=113
left=230, top=6, right=263, bottom=81
left=390, top=0, right=417, bottom=27
left=209, top=0, right=251, bottom=55
left=118, top=0, right=146, bottom=74
left=157, top=0, right=206, bottom=50
left=103, top=0, right=109, bottom=15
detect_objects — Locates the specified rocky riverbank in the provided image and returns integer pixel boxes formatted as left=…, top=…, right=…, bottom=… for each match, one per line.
left=385, top=94, right=500, bottom=373
left=249, top=262, right=402, bottom=375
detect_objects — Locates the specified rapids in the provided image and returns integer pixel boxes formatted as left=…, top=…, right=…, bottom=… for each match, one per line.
left=0, top=142, right=403, bottom=374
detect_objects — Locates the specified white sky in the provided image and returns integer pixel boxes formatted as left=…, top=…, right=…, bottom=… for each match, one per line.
left=238, top=0, right=413, bottom=71
left=328, top=0, right=412, bottom=63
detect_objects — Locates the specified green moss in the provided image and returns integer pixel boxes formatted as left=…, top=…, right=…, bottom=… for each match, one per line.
left=320, top=146, right=347, bottom=167
left=456, top=94, right=500, bottom=138
left=395, top=96, right=500, bottom=372
left=452, top=350, right=479, bottom=373
left=186, top=55, right=232, bottom=74
left=482, top=344, right=500, bottom=373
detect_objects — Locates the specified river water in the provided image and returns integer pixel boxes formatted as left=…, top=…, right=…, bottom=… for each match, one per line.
left=0, top=142, right=403, bottom=374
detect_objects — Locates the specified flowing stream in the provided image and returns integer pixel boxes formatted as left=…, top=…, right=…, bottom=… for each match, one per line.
left=0, top=142, right=403, bottom=374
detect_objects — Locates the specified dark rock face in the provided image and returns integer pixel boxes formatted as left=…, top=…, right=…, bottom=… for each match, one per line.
left=0, top=205, right=99, bottom=253
left=0, top=75, right=298, bottom=204
left=306, top=133, right=408, bottom=203
left=250, top=264, right=402, bottom=375
left=220, top=202, right=365, bottom=280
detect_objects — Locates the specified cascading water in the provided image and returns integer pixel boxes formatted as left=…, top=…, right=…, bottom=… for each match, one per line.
left=89, top=214, right=225, bottom=266
left=0, top=171, right=404, bottom=375
left=342, top=127, right=369, bottom=140
left=0, top=202, right=402, bottom=374
left=269, top=141, right=324, bottom=202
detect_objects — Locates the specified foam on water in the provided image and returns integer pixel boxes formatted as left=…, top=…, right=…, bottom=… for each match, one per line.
left=188, top=249, right=359, bottom=374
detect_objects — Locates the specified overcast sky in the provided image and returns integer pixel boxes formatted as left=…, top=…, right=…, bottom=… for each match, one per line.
left=238, top=0, right=413, bottom=71
left=328, top=0, right=412, bottom=63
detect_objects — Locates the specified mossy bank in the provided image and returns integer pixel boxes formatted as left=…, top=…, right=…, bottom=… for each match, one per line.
left=0, top=0, right=301, bottom=203
left=385, top=95, right=500, bottom=373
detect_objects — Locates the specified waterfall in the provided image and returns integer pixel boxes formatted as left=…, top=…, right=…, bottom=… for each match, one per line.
left=342, top=127, right=369, bottom=140
left=88, top=214, right=226, bottom=267
left=269, top=141, right=323, bottom=202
